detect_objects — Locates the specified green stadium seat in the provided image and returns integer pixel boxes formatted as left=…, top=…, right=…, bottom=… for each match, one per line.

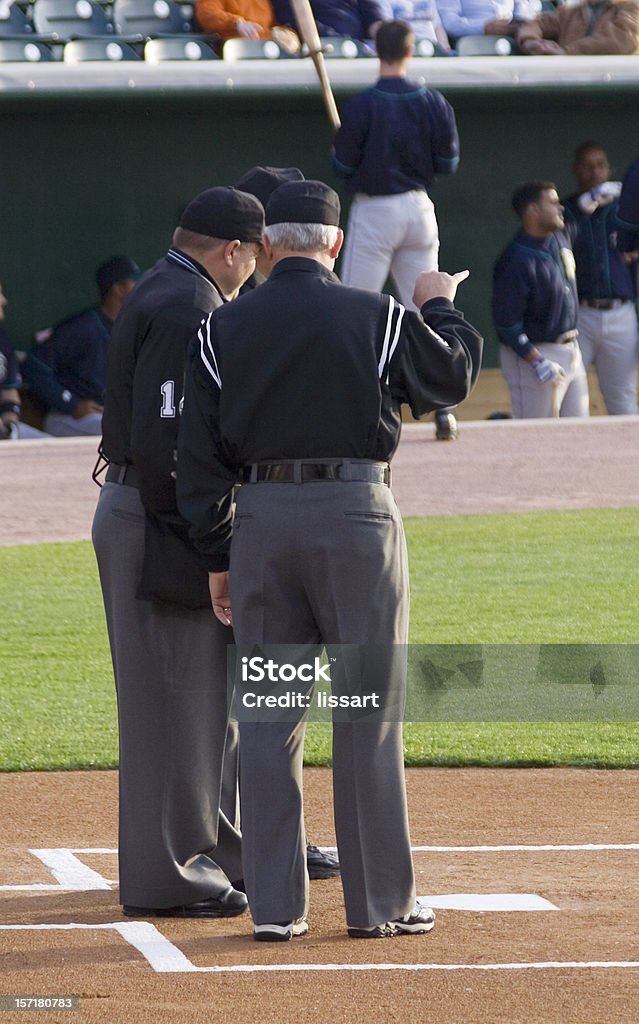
left=113, top=0, right=192, bottom=38
left=63, top=36, right=140, bottom=59
left=144, top=35, right=219, bottom=60
left=32, top=0, right=114, bottom=40
left=0, top=36, right=55, bottom=59
left=222, top=38, right=296, bottom=60
left=456, top=34, right=515, bottom=56
left=0, top=2, right=36, bottom=37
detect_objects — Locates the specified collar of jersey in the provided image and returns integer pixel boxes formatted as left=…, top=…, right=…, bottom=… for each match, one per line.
left=166, top=248, right=220, bottom=290
left=270, top=256, right=339, bottom=283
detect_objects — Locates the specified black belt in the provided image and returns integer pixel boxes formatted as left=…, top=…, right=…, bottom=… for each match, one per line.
left=241, top=460, right=391, bottom=485
left=581, top=298, right=628, bottom=311
left=106, top=463, right=140, bottom=488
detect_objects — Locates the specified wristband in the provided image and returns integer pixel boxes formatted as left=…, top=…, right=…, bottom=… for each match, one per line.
left=0, top=400, right=21, bottom=417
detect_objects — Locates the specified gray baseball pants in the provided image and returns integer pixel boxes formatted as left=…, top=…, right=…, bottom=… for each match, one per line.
left=92, top=481, right=242, bottom=908
left=229, top=478, right=416, bottom=930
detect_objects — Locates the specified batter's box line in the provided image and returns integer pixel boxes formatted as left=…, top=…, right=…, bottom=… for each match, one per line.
left=0, top=924, right=638, bottom=974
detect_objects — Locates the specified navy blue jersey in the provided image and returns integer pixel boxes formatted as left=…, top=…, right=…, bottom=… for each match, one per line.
left=0, top=329, right=19, bottom=390
left=563, top=193, right=635, bottom=301
left=492, top=230, right=578, bottom=357
left=39, top=306, right=112, bottom=406
left=332, top=77, right=459, bottom=196
left=617, top=154, right=639, bottom=251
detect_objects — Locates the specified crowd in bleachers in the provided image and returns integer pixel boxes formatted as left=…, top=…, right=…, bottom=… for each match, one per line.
left=0, top=0, right=637, bottom=63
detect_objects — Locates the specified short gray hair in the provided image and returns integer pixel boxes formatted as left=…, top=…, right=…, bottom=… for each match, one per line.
left=264, top=222, right=339, bottom=253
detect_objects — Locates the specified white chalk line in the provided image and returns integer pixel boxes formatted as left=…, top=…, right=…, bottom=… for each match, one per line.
left=0, top=844, right=636, bottom=893
left=0, top=924, right=638, bottom=975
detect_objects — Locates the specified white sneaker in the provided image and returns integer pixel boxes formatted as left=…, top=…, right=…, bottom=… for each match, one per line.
left=393, top=905, right=436, bottom=934
left=254, top=917, right=309, bottom=942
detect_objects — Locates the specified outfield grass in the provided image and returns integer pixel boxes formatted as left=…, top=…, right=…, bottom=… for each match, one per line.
left=1, top=506, right=638, bottom=771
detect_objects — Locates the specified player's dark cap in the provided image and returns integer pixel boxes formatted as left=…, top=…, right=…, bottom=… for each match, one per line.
left=234, top=166, right=305, bottom=209
left=180, top=186, right=265, bottom=243
left=95, top=256, right=141, bottom=293
left=266, top=180, right=341, bottom=227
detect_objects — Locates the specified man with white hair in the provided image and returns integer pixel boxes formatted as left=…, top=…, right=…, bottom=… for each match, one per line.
left=177, top=179, right=482, bottom=942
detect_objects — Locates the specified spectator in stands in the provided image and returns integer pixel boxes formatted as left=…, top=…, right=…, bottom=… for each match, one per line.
left=274, top=0, right=386, bottom=40
left=194, top=0, right=300, bottom=49
left=517, top=0, right=639, bottom=54
left=563, top=141, right=638, bottom=415
left=0, top=282, right=47, bottom=440
left=436, top=0, right=540, bottom=44
left=25, top=256, right=140, bottom=437
left=389, top=1, right=451, bottom=51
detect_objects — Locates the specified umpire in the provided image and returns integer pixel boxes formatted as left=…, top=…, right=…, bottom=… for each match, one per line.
left=92, top=186, right=263, bottom=917
left=176, top=180, right=482, bottom=941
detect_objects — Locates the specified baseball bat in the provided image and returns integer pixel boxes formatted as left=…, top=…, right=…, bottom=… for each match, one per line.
left=289, top=0, right=341, bottom=131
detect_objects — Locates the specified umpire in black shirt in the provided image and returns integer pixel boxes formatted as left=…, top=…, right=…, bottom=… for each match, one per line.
left=92, top=186, right=263, bottom=918
left=177, top=180, right=483, bottom=941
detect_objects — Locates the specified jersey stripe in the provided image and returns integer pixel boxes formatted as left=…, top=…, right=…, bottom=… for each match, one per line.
left=198, top=315, right=222, bottom=389
left=378, top=296, right=405, bottom=381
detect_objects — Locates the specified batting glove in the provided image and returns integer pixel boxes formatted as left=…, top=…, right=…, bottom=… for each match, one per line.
left=531, top=356, right=566, bottom=384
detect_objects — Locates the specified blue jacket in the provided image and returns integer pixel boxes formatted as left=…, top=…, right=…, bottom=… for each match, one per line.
left=29, top=306, right=112, bottom=411
left=274, top=0, right=386, bottom=37
left=332, top=76, right=459, bottom=195
left=617, top=154, right=639, bottom=251
left=563, top=193, right=635, bottom=301
left=492, top=230, right=578, bottom=357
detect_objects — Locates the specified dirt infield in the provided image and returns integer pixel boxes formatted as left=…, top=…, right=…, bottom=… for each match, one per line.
left=2, top=420, right=639, bottom=1021
left=1, top=769, right=638, bottom=1023
left=3, top=416, right=639, bottom=546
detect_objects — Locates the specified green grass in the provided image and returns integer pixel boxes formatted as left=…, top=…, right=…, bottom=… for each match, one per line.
left=1, top=506, right=638, bottom=771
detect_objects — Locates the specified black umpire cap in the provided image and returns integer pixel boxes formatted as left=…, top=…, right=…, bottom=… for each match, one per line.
left=266, top=180, right=341, bottom=226
left=180, top=186, right=265, bottom=243
left=234, top=166, right=305, bottom=209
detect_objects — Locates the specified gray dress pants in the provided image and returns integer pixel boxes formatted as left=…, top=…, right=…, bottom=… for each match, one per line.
left=92, top=482, right=242, bottom=907
left=230, top=479, right=416, bottom=930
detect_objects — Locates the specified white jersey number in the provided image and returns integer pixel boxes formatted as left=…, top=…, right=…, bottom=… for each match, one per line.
left=160, top=380, right=176, bottom=418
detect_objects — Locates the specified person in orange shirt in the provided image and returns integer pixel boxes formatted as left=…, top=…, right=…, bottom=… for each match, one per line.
left=194, top=0, right=300, bottom=49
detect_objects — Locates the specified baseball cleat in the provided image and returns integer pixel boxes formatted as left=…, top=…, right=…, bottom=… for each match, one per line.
left=435, top=410, right=458, bottom=441
left=306, top=843, right=340, bottom=879
left=254, top=917, right=309, bottom=942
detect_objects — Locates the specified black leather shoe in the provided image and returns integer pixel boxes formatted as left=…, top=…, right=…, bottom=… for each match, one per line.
left=306, top=844, right=340, bottom=880
left=122, top=885, right=248, bottom=919
left=435, top=410, right=458, bottom=441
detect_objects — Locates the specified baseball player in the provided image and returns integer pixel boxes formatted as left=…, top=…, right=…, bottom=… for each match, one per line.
left=617, top=152, right=639, bottom=252
left=493, top=180, right=589, bottom=418
left=563, top=142, right=638, bottom=415
left=332, top=20, right=461, bottom=440
left=176, top=179, right=483, bottom=941
left=92, top=187, right=263, bottom=918
left=0, top=281, right=47, bottom=439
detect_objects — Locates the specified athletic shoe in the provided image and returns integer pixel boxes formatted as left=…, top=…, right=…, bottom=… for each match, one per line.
left=435, top=410, right=458, bottom=441
left=254, top=917, right=309, bottom=942
left=306, top=844, right=340, bottom=880
left=348, top=904, right=435, bottom=939
left=122, top=886, right=248, bottom=919
left=393, top=905, right=436, bottom=934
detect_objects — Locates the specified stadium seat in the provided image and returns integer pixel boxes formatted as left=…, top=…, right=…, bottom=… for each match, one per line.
left=413, top=37, right=436, bottom=57
left=63, top=36, right=140, bottom=60
left=456, top=34, right=514, bottom=55
left=0, top=37, right=55, bottom=60
left=222, top=38, right=295, bottom=60
left=0, top=2, right=35, bottom=37
left=316, top=36, right=373, bottom=58
left=112, top=0, right=192, bottom=38
left=32, top=0, right=114, bottom=40
left=144, top=35, right=218, bottom=60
